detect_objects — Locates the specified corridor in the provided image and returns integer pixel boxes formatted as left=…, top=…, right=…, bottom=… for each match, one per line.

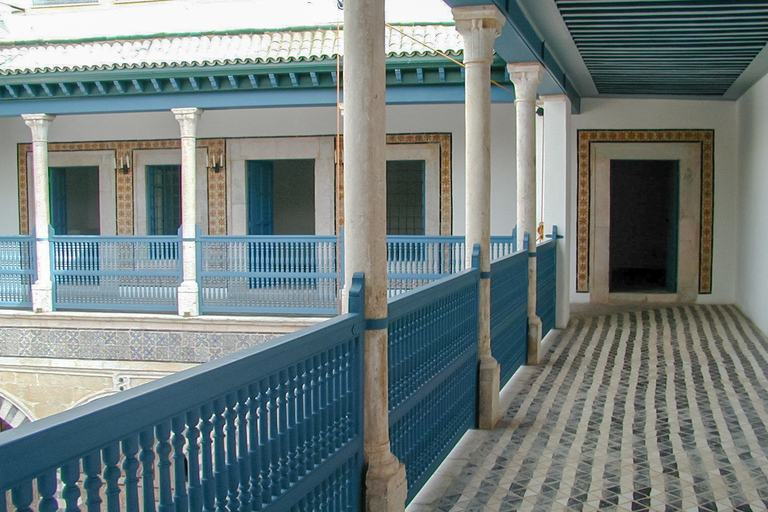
left=409, top=305, right=768, bottom=511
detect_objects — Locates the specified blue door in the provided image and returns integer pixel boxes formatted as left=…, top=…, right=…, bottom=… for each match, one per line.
left=49, top=167, right=68, bottom=235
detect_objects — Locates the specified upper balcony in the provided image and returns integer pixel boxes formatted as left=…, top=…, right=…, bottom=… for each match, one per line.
left=0, top=230, right=525, bottom=317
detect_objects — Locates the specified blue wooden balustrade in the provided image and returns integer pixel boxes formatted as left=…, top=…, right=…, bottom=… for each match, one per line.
left=0, top=235, right=560, bottom=510
left=490, top=244, right=529, bottom=386
left=0, top=231, right=522, bottom=314
left=0, top=274, right=367, bottom=512
left=198, top=233, right=339, bottom=315
left=537, top=227, right=559, bottom=338
left=50, top=228, right=182, bottom=312
left=388, top=244, right=480, bottom=504
left=0, top=235, right=35, bottom=308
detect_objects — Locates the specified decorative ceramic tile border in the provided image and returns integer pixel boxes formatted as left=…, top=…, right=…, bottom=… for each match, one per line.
left=576, top=129, right=714, bottom=294
left=18, top=138, right=228, bottom=235
left=0, top=325, right=279, bottom=363
left=334, top=133, right=453, bottom=236
left=204, top=138, right=227, bottom=236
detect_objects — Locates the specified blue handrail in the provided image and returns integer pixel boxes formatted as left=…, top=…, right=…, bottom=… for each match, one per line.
left=0, top=235, right=35, bottom=308
left=49, top=228, right=183, bottom=312
left=537, top=226, right=558, bottom=336
left=388, top=244, right=481, bottom=503
left=0, top=230, right=547, bottom=315
left=198, top=234, right=340, bottom=315
left=490, top=246, right=529, bottom=386
left=0, top=275, right=367, bottom=512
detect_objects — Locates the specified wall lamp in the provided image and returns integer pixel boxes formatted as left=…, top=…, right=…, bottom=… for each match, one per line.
left=117, top=155, right=131, bottom=174
left=208, top=153, right=225, bottom=173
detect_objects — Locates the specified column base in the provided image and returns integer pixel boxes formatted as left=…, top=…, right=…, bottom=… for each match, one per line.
left=31, top=281, right=53, bottom=313
left=527, top=315, right=543, bottom=365
left=477, top=354, right=501, bottom=430
left=365, top=453, right=407, bottom=512
left=177, top=280, right=199, bottom=317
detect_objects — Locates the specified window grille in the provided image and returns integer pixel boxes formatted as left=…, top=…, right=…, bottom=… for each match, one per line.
left=387, top=160, right=425, bottom=235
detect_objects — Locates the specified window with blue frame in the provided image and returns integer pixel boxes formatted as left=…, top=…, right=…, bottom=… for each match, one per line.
left=387, top=160, right=425, bottom=235
left=146, top=165, right=181, bottom=261
left=146, top=164, right=181, bottom=235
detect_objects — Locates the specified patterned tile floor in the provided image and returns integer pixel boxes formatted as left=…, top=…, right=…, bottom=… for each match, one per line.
left=408, top=305, right=768, bottom=512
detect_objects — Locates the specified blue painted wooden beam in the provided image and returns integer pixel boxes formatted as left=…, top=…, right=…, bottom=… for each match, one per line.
left=0, top=85, right=515, bottom=117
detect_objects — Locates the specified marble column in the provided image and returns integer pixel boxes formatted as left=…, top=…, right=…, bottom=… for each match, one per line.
left=508, top=63, right=544, bottom=364
left=22, top=114, right=56, bottom=313
left=342, top=0, right=407, bottom=509
left=453, top=5, right=505, bottom=430
left=172, top=107, right=203, bottom=317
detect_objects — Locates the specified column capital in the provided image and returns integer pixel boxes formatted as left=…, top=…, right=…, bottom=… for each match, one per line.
left=22, top=114, right=56, bottom=141
left=507, top=62, right=544, bottom=102
left=452, top=5, right=505, bottom=65
left=172, top=107, right=203, bottom=138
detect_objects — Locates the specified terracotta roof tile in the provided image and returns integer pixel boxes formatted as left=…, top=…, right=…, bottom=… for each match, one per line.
left=0, top=24, right=462, bottom=75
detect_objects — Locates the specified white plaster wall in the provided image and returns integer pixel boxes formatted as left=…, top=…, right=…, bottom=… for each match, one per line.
left=0, top=116, right=26, bottom=234
left=0, top=102, right=519, bottom=237
left=571, top=98, right=739, bottom=306
left=736, top=74, right=768, bottom=335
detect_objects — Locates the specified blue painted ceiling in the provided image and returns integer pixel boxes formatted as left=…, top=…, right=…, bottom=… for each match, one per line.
left=553, top=0, right=768, bottom=97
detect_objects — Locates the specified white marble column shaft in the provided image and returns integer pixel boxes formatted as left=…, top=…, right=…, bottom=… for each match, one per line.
left=172, top=107, right=203, bottom=317
left=22, top=114, right=56, bottom=313
left=508, top=63, right=544, bottom=363
left=342, top=0, right=407, bottom=509
left=454, top=5, right=505, bottom=430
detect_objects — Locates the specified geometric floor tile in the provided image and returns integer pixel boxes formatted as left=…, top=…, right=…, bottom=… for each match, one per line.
left=408, top=305, right=768, bottom=512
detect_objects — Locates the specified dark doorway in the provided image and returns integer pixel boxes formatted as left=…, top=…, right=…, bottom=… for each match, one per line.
left=49, top=166, right=100, bottom=235
left=247, top=159, right=315, bottom=235
left=609, top=160, right=679, bottom=293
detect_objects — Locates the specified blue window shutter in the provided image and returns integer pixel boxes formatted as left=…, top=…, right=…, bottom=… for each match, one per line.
left=147, top=165, right=181, bottom=235
left=49, top=167, right=68, bottom=235
left=247, top=161, right=274, bottom=235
